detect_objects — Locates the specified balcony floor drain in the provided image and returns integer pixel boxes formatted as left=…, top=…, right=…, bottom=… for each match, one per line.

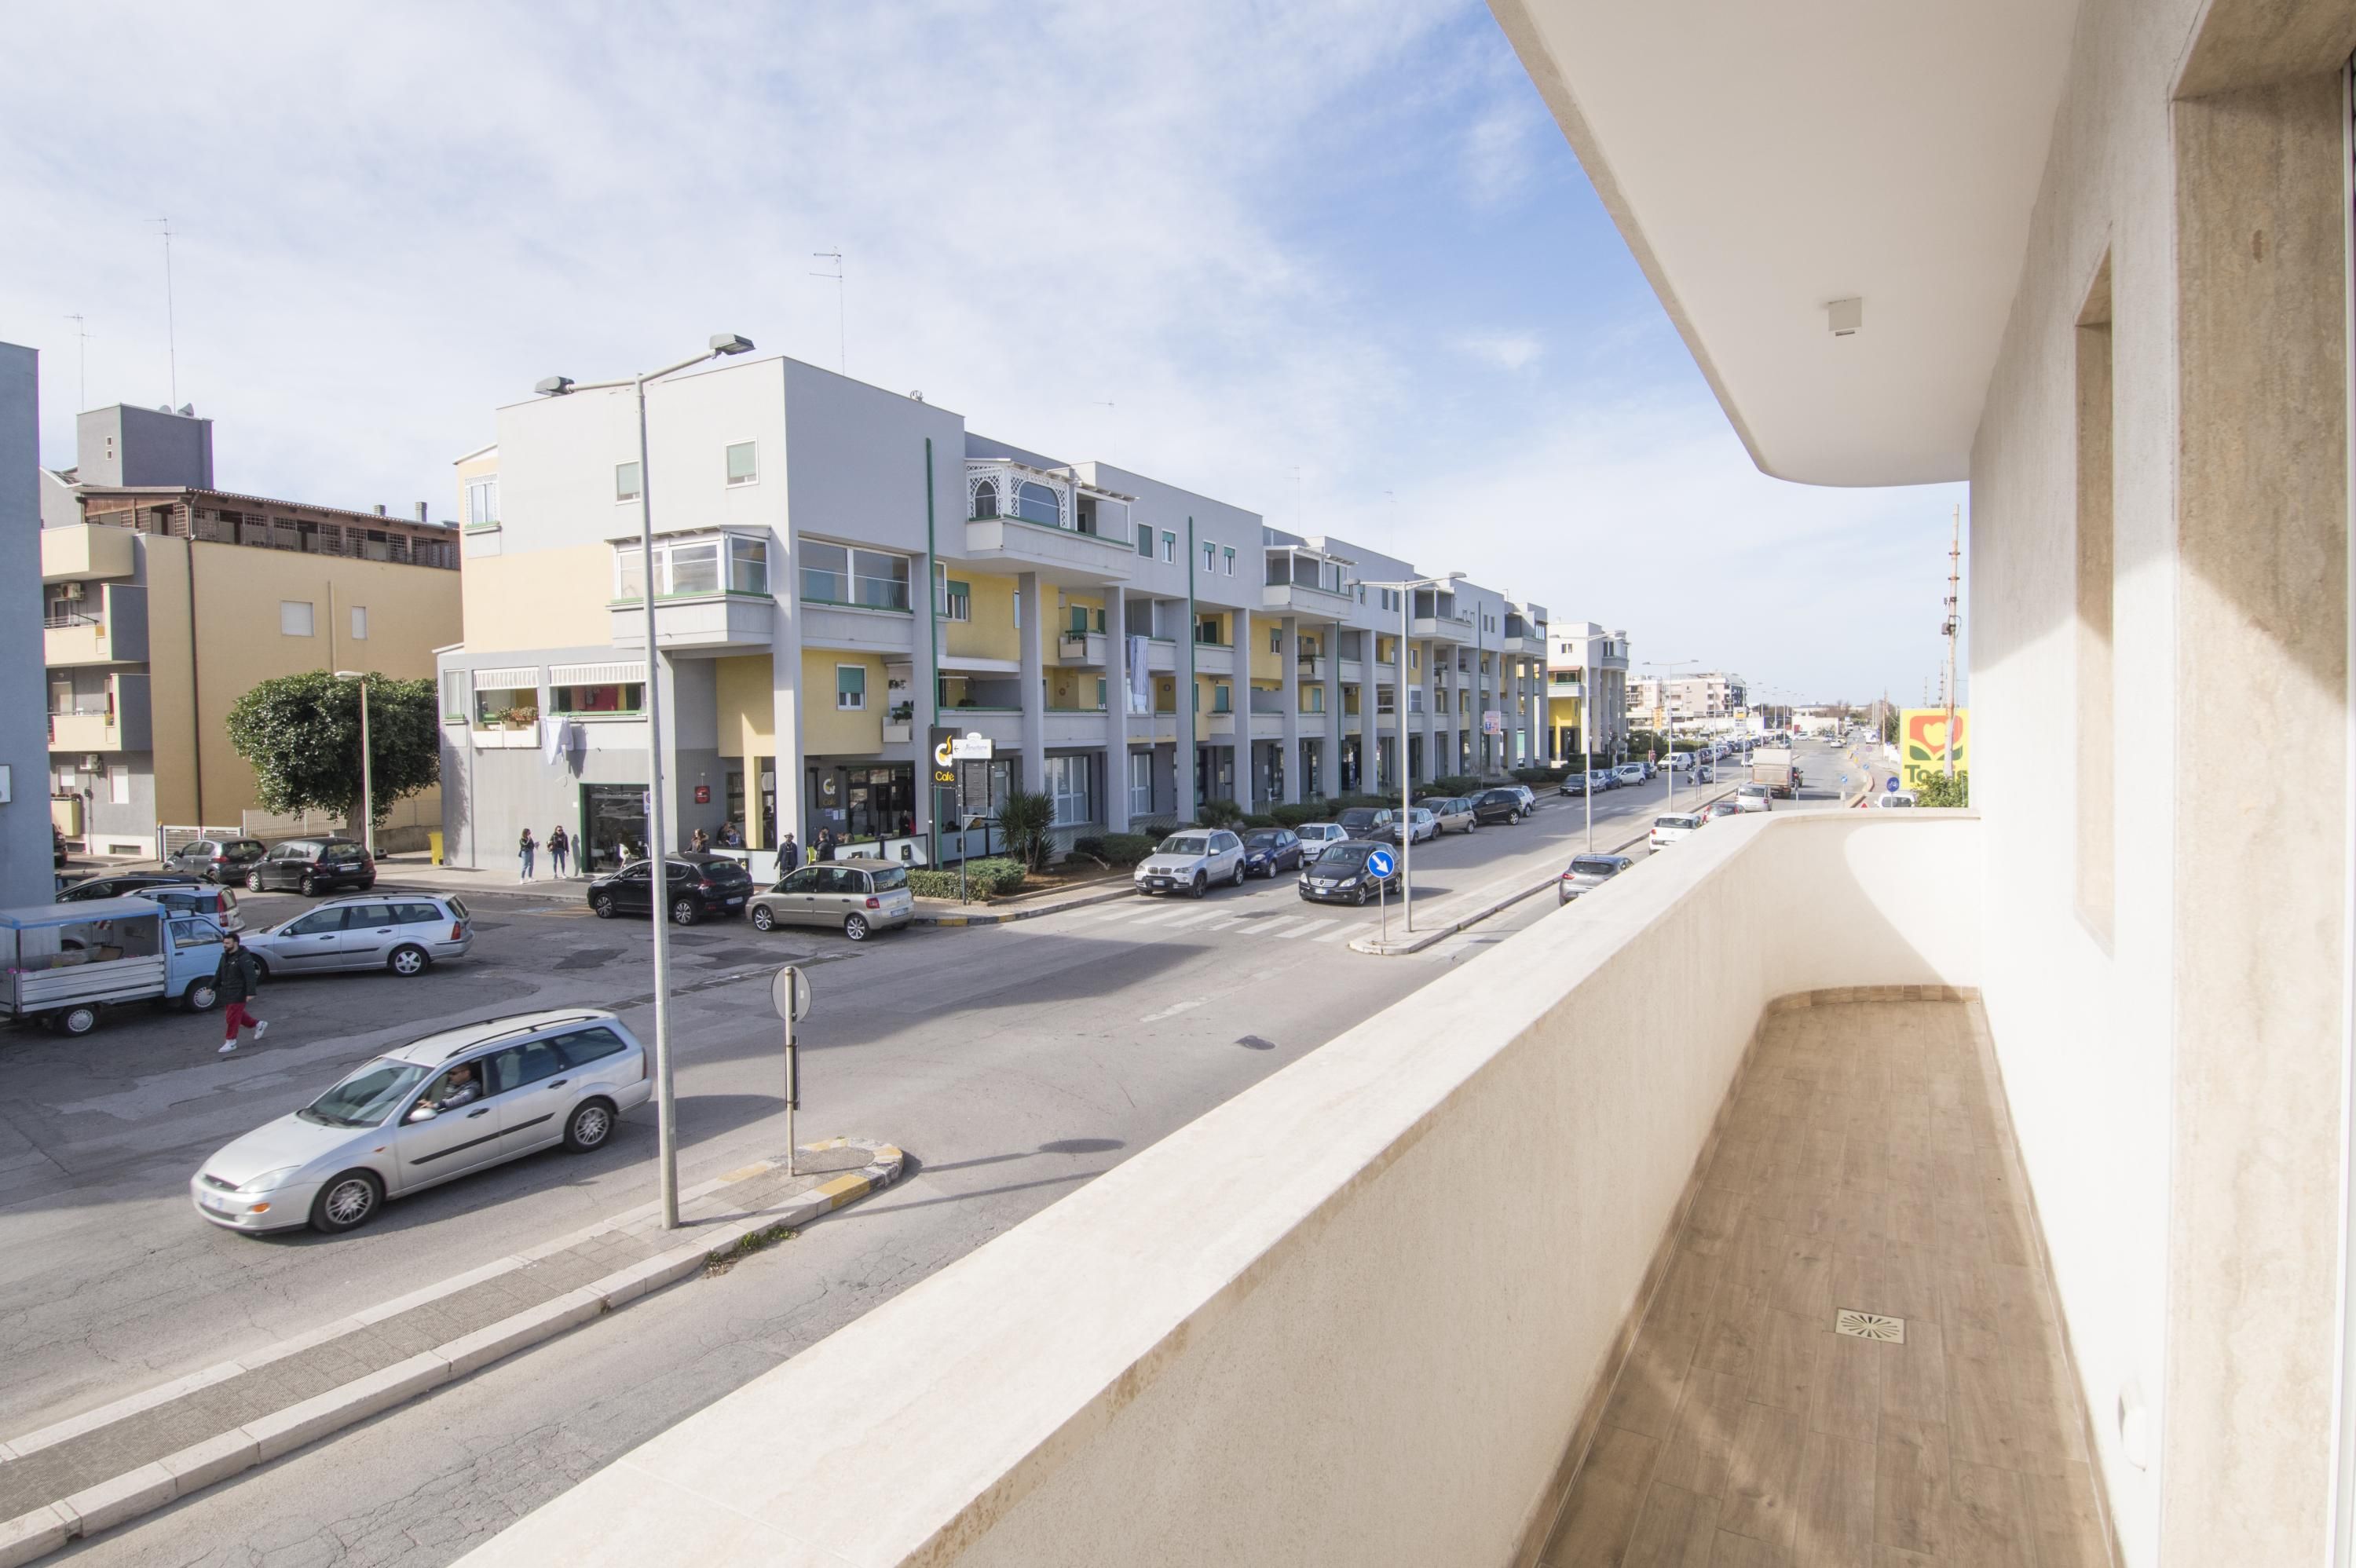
left=1835, top=1310, right=1904, bottom=1343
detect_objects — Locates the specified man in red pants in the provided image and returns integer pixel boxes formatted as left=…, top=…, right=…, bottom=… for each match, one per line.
left=216, top=930, right=268, bottom=1054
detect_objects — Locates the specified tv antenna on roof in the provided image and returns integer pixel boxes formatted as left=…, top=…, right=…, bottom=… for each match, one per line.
left=62, top=314, right=92, bottom=413
left=810, top=249, right=844, bottom=373
left=148, top=217, right=177, bottom=406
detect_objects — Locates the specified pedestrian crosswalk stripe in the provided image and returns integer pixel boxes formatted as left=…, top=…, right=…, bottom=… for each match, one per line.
left=1161, top=908, right=1232, bottom=930
left=1272, top=918, right=1333, bottom=941
left=1249, top=916, right=1309, bottom=939
left=1124, top=906, right=1202, bottom=927
left=1310, top=922, right=1356, bottom=942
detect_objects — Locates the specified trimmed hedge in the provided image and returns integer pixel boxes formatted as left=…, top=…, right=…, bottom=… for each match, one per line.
left=1196, top=799, right=1245, bottom=828
left=1070, top=832, right=1158, bottom=866
left=1241, top=813, right=1279, bottom=829
left=1268, top=802, right=1323, bottom=828
left=906, top=857, right=1028, bottom=902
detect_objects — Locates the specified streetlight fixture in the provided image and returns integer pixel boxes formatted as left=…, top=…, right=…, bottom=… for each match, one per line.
left=332, top=671, right=372, bottom=856
left=1360, top=569, right=1463, bottom=934
left=1643, top=658, right=1697, bottom=813
left=535, top=331, right=756, bottom=1230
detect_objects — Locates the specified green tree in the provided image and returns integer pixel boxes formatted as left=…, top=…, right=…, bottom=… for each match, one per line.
left=996, top=788, right=1057, bottom=869
left=225, top=671, right=440, bottom=828
left=1914, top=769, right=1970, bottom=808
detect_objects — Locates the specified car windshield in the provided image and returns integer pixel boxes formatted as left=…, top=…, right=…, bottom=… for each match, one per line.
left=1158, top=835, right=1209, bottom=856
left=300, top=1058, right=431, bottom=1128
left=1321, top=843, right=1374, bottom=866
left=1739, top=784, right=1769, bottom=795
left=1244, top=832, right=1283, bottom=849
left=1570, top=857, right=1624, bottom=878
left=1657, top=816, right=1699, bottom=829
left=1337, top=810, right=1374, bottom=828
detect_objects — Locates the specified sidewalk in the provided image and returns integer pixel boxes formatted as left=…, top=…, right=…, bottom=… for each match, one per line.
left=0, top=1137, right=903, bottom=1567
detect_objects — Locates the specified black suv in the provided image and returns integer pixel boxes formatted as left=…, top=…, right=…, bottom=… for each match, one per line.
left=1333, top=806, right=1399, bottom=844
left=1469, top=788, right=1527, bottom=825
left=245, top=838, right=377, bottom=896
left=586, top=853, right=754, bottom=925
left=57, top=872, right=202, bottom=903
left=164, top=835, right=269, bottom=883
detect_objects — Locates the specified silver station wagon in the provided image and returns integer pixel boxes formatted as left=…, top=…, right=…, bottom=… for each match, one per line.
left=748, top=857, right=914, bottom=941
left=192, top=1009, right=652, bottom=1234
left=242, top=893, right=473, bottom=978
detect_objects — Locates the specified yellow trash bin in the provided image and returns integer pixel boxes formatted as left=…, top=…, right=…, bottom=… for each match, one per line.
left=429, top=831, right=444, bottom=866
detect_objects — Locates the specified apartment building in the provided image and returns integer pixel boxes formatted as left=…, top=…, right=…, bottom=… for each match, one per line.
left=1543, top=620, right=1629, bottom=762
left=1624, top=667, right=1744, bottom=729
left=434, top=356, right=1552, bottom=872
left=38, top=406, right=461, bottom=856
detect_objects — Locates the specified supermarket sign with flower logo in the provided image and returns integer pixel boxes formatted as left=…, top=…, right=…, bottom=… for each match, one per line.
left=1901, top=708, right=1968, bottom=791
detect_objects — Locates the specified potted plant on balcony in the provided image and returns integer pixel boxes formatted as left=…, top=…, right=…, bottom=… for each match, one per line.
left=499, top=704, right=539, bottom=731
left=887, top=701, right=915, bottom=723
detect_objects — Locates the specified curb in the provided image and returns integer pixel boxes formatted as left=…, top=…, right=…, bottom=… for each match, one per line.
left=1348, top=788, right=1736, bottom=956
left=0, top=1138, right=903, bottom=1568
left=915, top=883, right=1136, bottom=927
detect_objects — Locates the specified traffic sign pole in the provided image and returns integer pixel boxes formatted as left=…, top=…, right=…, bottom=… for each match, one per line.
left=772, top=965, right=810, bottom=1176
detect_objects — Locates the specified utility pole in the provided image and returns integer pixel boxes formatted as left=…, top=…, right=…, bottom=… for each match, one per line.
left=1942, top=502, right=1961, bottom=778
left=148, top=217, right=177, bottom=406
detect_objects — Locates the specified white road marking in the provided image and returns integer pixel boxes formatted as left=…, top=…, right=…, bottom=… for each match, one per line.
left=1138, top=998, right=1205, bottom=1024
left=1311, top=922, right=1357, bottom=943
left=1272, top=918, right=1333, bottom=941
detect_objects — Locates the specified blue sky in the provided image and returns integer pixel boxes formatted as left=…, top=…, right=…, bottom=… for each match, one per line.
left=2, top=1, right=1966, bottom=705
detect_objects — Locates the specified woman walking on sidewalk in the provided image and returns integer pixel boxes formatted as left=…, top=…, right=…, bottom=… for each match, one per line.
left=215, top=932, right=267, bottom=1054
left=548, top=824, right=570, bottom=879
left=518, top=828, right=537, bottom=882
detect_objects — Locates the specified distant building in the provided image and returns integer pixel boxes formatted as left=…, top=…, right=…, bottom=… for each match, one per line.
left=1545, top=623, right=1629, bottom=762
left=1626, top=669, right=1746, bottom=729
left=41, top=406, right=462, bottom=857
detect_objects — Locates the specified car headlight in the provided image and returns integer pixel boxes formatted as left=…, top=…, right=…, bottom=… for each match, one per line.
left=238, top=1165, right=306, bottom=1194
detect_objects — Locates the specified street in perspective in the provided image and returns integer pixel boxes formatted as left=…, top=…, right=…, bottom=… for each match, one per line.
left=45, top=3, right=2356, bottom=1567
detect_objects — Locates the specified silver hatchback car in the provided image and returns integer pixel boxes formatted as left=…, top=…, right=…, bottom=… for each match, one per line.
left=748, top=857, right=915, bottom=940
left=192, top=1009, right=653, bottom=1234
left=243, top=893, right=473, bottom=978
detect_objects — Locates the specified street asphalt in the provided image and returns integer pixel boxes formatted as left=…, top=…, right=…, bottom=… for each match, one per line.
left=3, top=738, right=1868, bottom=1566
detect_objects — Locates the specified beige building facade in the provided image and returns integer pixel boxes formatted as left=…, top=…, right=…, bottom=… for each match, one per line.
left=42, top=408, right=461, bottom=855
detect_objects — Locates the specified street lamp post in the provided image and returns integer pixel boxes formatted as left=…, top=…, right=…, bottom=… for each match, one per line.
left=1644, top=658, right=1697, bottom=815
left=536, top=332, right=755, bottom=1230
left=333, top=671, right=372, bottom=855
left=1363, top=571, right=1463, bottom=934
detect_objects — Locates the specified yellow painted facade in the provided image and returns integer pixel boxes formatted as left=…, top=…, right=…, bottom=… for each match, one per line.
left=460, top=543, right=613, bottom=654
left=714, top=654, right=777, bottom=762
left=802, top=648, right=886, bottom=755
left=944, top=571, right=1019, bottom=662
left=1047, top=668, right=1107, bottom=711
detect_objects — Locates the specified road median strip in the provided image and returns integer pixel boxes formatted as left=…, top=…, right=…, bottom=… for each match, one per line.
left=0, top=1136, right=904, bottom=1567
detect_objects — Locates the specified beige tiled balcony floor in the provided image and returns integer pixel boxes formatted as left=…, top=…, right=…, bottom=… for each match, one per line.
left=1540, top=998, right=2114, bottom=1567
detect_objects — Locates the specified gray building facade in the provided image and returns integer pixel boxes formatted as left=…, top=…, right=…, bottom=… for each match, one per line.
left=0, top=345, right=53, bottom=905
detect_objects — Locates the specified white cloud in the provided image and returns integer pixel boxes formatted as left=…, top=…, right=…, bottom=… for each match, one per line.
left=0, top=0, right=1955, bottom=700
left=1458, top=332, right=1544, bottom=371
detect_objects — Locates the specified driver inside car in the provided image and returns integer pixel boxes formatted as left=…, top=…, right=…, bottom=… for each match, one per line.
left=423, top=1062, right=481, bottom=1113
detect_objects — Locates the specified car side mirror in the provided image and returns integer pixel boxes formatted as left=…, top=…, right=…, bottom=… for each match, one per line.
left=407, top=1104, right=438, bottom=1123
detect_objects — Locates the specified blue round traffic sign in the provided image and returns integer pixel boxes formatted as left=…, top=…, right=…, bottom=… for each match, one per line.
left=1885, top=776, right=1900, bottom=792
left=1366, top=847, right=1396, bottom=879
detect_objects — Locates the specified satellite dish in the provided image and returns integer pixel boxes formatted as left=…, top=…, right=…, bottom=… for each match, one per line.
left=177, top=404, right=194, bottom=416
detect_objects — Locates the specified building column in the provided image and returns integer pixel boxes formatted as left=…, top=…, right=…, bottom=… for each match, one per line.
left=1279, top=615, right=1301, bottom=806
left=1017, top=571, right=1044, bottom=798
left=1322, top=628, right=1342, bottom=799
left=1106, top=587, right=1129, bottom=833
left=1233, top=603, right=1253, bottom=813
left=769, top=545, right=805, bottom=852
left=1417, top=641, right=1435, bottom=784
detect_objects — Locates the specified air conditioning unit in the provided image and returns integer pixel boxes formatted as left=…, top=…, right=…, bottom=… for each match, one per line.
left=81, top=755, right=101, bottom=771
left=60, top=581, right=86, bottom=601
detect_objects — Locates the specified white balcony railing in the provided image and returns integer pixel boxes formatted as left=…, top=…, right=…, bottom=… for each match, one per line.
left=458, top=812, right=1979, bottom=1568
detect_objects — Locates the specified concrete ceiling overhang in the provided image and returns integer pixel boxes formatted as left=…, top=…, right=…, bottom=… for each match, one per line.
left=1491, top=0, right=2080, bottom=488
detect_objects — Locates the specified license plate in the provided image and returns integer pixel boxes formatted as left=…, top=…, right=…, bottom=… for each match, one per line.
left=199, top=1193, right=236, bottom=1213
left=725, top=897, right=744, bottom=906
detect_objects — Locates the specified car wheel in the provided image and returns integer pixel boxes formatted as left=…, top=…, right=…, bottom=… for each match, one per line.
left=843, top=912, right=870, bottom=941
left=387, top=944, right=429, bottom=977
left=1191, top=872, right=1208, bottom=900
left=670, top=898, right=701, bottom=927
left=357, top=878, right=375, bottom=890
left=1353, top=886, right=1370, bottom=906
left=751, top=905, right=776, bottom=932
left=1231, top=860, right=1246, bottom=888
left=591, top=892, right=616, bottom=919
left=309, top=1170, right=382, bottom=1234
left=246, top=870, right=265, bottom=893
left=563, top=1099, right=616, bottom=1153
left=298, top=872, right=317, bottom=897
left=55, top=1004, right=99, bottom=1036
left=182, top=979, right=219, bottom=1012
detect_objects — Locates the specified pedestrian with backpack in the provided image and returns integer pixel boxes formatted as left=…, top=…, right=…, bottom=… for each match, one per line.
left=215, top=931, right=267, bottom=1054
